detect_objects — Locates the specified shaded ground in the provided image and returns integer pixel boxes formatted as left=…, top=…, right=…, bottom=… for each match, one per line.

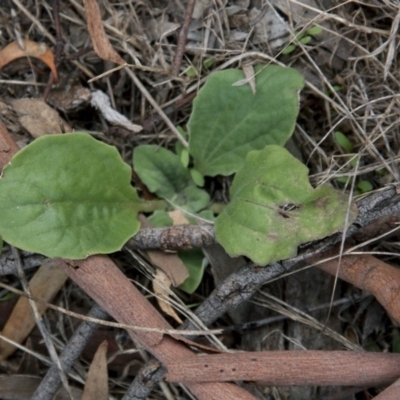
left=0, top=1, right=400, bottom=399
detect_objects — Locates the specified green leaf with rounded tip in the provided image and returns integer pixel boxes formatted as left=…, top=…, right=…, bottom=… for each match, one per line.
left=171, top=186, right=210, bottom=213
left=133, top=145, right=191, bottom=199
left=178, top=249, right=207, bottom=294
left=307, top=26, right=323, bottom=36
left=282, top=44, right=296, bottom=55
left=190, top=168, right=205, bottom=187
left=188, top=65, right=304, bottom=176
left=148, top=210, right=173, bottom=227
left=299, top=36, right=312, bottom=45
left=334, top=131, right=354, bottom=153
left=0, top=133, right=142, bottom=259
left=215, top=145, right=358, bottom=266
left=181, top=148, right=190, bottom=168
left=357, top=180, right=373, bottom=193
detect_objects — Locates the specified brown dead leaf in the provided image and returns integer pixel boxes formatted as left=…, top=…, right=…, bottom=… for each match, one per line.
left=82, top=340, right=109, bottom=400
left=0, top=39, right=58, bottom=82
left=0, top=261, right=68, bottom=360
left=168, top=209, right=190, bottom=225
left=139, top=214, right=189, bottom=286
left=47, top=79, right=91, bottom=113
left=152, top=269, right=183, bottom=324
left=10, top=98, right=72, bottom=138
left=82, top=0, right=124, bottom=64
left=146, top=249, right=189, bottom=287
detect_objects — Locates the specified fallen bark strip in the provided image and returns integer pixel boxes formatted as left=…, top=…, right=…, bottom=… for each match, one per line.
left=166, top=351, right=400, bottom=386
left=373, top=375, right=400, bottom=400
left=311, top=246, right=400, bottom=325
left=57, top=256, right=256, bottom=400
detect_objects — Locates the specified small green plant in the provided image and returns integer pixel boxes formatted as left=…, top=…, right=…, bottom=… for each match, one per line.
left=282, top=25, right=323, bottom=55
left=334, top=131, right=374, bottom=194
left=0, top=64, right=358, bottom=292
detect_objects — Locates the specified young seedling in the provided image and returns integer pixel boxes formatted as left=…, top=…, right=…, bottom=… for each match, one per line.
left=0, top=64, right=356, bottom=291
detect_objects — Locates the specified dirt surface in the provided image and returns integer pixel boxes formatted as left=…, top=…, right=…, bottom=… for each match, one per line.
left=0, top=1, right=400, bottom=399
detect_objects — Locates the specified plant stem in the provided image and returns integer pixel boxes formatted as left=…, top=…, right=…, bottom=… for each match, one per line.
left=138, top=199, right=169, bottom=213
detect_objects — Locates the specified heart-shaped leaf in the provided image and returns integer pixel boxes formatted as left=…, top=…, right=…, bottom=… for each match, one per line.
left=188, top=65, right=304, bottom=176
left=0, top=133, right=142, bottom=259
left=215, top=145, right=358, bottom=265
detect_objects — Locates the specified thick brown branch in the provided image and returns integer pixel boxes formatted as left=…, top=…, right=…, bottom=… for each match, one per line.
left=166, top=351, right=400, bottom=386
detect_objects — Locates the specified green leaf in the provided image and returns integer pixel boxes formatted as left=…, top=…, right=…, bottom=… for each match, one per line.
left=307, top=26, right=322, bottom=36
left=336, top=176, right=351, bottom=185
left=178, top=249, right=207, bottom=294
left=134, top=145, right=209, bottom=213
left=334, top=131, right=354, bottom=153
left=0, top=133, right=142, bottom=259
left=172, top=186, right=210, bottom=213
left=185, top=66, right=197, bottom=77
left=281, top=44, right=297, bottom=55
left=357, top=180, right=373, bottom=193
left=190, top=168, right=205, bottom=187
left=181, top=148, right=190, bottom=168
left=350, top=155, right=359, bottom=168
left=203, top=58, right=214, bottom=69
left=188, top=65, right=304, bottom=176
left=133, top=145, right=191, bottom=199
left=0, top=291, right=15, bottom=302
left=148, top=210, right=173, bottom=227
left=215, top=145, right=358, bottom=265
left=299, top=36, right=312, bottom=45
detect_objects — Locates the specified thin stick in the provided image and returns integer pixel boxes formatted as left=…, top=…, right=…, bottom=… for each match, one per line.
left=11, top=247, right=73, bottom=399
left=32, top=304, right=109, bottom=400
left=171, top=0, right=197, bottom=76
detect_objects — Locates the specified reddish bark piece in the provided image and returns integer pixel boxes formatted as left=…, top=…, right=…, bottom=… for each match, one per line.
left=374, top=376, right=400, bottom=399
left=82, top=0, right=124, bottom=64
left=57, top=256, right=256, bottom=400
left=311, top=246, right=400, bottom=325
left=0, top=39, right=58, bottom=82
left=166, top=350, right=400, bottom=386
